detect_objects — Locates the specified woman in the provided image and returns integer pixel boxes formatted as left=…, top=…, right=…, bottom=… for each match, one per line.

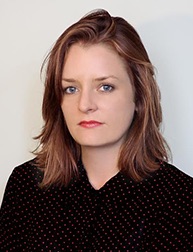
left=0, top=9, right=192, bottom=251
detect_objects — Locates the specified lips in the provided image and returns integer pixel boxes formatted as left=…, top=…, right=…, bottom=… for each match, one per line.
left=78, top=120, right=103, bottom=128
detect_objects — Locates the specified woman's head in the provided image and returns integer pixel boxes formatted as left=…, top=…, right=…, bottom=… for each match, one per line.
left=37, top=9, right=169, bottom=187
left=61, top=43, right=136, bottom=151
left=43, top=9, right=155, bottom=116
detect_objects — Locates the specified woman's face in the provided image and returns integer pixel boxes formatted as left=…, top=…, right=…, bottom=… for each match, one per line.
left=61, top=43, right=135, bottom=150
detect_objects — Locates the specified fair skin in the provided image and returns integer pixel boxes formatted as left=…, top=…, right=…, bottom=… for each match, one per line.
left=61, top=43, right=135, bottom=189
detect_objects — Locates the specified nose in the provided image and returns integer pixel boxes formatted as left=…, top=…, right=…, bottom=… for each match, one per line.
left=78, top=88, right=98, bottom=113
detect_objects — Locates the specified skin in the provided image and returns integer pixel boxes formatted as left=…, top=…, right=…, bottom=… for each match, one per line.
left=61, top=43, right=136, bottom=189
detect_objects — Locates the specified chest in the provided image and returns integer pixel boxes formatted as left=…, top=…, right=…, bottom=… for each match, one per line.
left=19, top=187, right=157, bottom=251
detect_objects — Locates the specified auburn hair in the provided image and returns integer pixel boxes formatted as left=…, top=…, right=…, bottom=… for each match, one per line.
left=35, top=9, right=170, bottom=187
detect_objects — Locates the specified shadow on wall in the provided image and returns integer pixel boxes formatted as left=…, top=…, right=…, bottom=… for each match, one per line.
left=24, top=66, right=44, bottom=154
left=138, top=14, right=193, bottom=176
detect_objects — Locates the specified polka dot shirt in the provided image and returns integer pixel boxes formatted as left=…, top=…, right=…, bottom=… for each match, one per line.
left=0, top=159, right=192, bottom=251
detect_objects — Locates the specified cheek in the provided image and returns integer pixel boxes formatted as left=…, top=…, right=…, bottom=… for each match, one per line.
left=61, top=105, right=72, bottom=126
left=61, top=101, right=72, bottom=115
left=114, top=98, right=135, bottom=115
left=112, top=101, right=135, bottom=126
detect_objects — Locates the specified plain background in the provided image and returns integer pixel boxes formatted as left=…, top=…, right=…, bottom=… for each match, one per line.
left=0, top=0, right=193, bottom=204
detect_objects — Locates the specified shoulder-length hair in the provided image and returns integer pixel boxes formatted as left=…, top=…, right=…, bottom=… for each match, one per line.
left=35, top=9, right=170, bottom=187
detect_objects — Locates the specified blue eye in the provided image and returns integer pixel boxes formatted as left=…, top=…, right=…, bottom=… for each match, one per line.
left=63, top=86, right=78, bottom=94
left=100, top=84, right=114, bottom=92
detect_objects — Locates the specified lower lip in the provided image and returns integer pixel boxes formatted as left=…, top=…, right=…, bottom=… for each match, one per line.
left=79, top=122, right=103, bottom=128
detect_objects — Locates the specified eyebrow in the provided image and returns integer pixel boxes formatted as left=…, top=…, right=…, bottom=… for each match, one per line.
left=94, top=75, right=119, bottom=81
left=62, top=75, right=119, bottom=83
left=62, top=78, right=77, bottom=83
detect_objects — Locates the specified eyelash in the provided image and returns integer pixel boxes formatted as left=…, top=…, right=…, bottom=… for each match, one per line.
left=99, top=84, right=114, bottom=92
left=62, top=84, right=115, bottom=94
left=63, top=86, right=78, bottom=94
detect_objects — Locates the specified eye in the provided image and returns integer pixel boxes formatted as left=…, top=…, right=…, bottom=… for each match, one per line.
left=99, top=84, right=114, bottom=92
left=63, top=86, right=78, bottom=94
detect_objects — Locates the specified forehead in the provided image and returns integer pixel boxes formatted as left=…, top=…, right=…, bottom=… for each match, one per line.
left=63, top=43, right=128, bottom=77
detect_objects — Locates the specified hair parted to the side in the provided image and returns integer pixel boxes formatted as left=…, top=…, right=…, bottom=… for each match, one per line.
left=35, top=9, right=170, bottom=187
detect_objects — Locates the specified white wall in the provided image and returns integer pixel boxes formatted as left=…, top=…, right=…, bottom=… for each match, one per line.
left=0, top=0, right=193, bottom=204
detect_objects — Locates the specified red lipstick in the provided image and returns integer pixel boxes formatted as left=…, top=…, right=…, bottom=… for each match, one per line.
left=78, top=120, right=103, bottom=128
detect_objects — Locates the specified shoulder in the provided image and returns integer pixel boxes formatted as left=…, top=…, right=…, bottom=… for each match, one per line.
left=0, top=159, right=43, bottom=249
left=135, top=162, right=193, bottom=207
left=11, top=158, right=42, bottom=179
left=1, top=159, right=43, bottom=213
left=4, top=158, right=43, bottom=195
left=142, top=162, right=193, bottom=207
left=155, top=162, right=192, bottom=189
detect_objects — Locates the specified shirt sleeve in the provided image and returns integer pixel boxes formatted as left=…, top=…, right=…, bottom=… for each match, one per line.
left=141, top=172, right=193, bottom=251
left=0, top=168, right=23, bottom=251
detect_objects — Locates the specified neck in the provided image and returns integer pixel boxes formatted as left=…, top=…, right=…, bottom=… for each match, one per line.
left=81, top=145, right=121, bottom=190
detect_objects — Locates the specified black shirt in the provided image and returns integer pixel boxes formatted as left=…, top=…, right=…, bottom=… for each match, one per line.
left=0, top=159, right=192, bottom=251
